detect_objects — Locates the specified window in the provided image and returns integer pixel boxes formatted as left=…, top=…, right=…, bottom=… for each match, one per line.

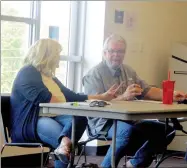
left=55, top=61, right=68, bottom=85
left=2, top=1, right=32, bottom=18
left=40, top=1, right=71, bottom=85
left=40, top=1, right=70, bottom=55
left=1, top=21, right=30, bottom=93
left=1, top=1, right=34, bottom=93
left=1, top=1, right=84, bottom=93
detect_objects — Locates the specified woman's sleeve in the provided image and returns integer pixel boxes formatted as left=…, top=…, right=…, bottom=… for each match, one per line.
left=16, top=67, right=52, bottom=104
left=53, top=77, right=88, bottom=102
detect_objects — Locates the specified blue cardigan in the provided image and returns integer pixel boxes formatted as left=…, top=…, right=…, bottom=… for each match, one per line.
left=10, top=65, right=88, bottom=143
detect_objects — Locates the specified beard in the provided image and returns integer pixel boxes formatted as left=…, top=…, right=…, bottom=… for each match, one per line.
left=105, top=59, right=121, bottom=70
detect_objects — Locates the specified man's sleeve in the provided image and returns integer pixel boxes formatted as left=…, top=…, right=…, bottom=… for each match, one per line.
left=82, top=69, right=105, bottom=95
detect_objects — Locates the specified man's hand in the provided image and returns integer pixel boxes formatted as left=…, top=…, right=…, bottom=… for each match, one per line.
left=100, top=84, right=119, bottom=101
left=117, top=84, right=143, bottom=101
left=173, top=91, right=186, bottom=102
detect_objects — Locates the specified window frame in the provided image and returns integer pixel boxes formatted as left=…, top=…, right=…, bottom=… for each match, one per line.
left=1, top=1, right=84, bottom=93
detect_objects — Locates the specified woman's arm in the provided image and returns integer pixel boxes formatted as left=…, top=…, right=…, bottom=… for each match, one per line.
left=88, top=94, right=110, bottom=101
left=50, top=96, right=60, bottom=103
left=88, top=84, right=119, bottom=101
left=53, top=77, right=117, bottom=102
left=50, top=93, right=112, bottom=103
left=53, top=77, right=88, bottom=102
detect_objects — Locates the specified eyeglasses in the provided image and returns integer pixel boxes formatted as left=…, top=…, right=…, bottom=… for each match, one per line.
left=107, top=49, right=125, bottom=55
left=89, top=101, right=109, bottom=107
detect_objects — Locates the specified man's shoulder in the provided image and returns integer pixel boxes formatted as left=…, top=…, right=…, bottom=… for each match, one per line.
left=82, top=62, right=106, bottom=86
left=122, top=64, right=136, bottom=74
left=85, top=62, right=105, bottom=76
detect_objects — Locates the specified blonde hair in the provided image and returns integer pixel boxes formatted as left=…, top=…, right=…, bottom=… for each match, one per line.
left=24, top=38, right=62, bottom=77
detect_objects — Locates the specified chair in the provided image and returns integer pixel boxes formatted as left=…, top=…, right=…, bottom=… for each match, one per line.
left=75, top=119, right=181, bottom=168
left=123, top=129, right=176, bottom=167
left=75, top=120, right=113, bottom=167
left=123, top=117, right=187, bottom=168
left=75, top=120, right=164, bottom=168
left=156, top=100, right=187, bottom=166
left=154, top=117, right=187, bottom=168
left=1, top=94, right=51, bottom=168
left=123, top=100, right=187, bottom=167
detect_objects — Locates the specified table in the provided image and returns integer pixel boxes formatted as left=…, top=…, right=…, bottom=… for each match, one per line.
left=40, top=100, right=187, bottom=167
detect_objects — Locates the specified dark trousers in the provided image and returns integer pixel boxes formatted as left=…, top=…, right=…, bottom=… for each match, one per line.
left=101, top=120, right=175, bottom=168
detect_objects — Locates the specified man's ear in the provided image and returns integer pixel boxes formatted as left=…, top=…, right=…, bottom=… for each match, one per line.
left=103, top=51, right=107, bottom=58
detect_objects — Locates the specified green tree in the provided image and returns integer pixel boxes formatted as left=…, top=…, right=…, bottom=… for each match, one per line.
left=1, top=3, right=27, bottom=93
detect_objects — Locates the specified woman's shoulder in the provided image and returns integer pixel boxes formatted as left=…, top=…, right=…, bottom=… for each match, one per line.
left=17, top=65, right=39, bottom=77
left=16, top=65, right=41, bottom=83
left=19, top=65, right=38, bottom=74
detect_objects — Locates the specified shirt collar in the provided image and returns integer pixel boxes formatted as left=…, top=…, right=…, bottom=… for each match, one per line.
left=103, top=60, right=121, bottom=77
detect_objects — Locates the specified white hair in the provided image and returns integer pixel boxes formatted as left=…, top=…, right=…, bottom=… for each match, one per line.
left=24, top=38, right=62, bottom=77
left=103, top=34, right=127, bottom=51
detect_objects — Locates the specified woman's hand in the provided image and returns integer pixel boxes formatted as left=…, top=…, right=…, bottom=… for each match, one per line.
left=88, top=84, right=124, bottom=101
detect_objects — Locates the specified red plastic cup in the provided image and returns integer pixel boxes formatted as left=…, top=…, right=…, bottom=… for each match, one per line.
left=162, top=80, right=175, bottom=104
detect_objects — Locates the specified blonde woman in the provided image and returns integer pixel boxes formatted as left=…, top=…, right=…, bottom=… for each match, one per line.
left=10, top=39, right=118, bottom=168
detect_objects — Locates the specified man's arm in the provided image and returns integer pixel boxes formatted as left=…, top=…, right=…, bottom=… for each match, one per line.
left=144, top=87, right=186, bottom=102
left=144, top=87, right=163, bottom=101
left=129, top=67, right=162, bottom=100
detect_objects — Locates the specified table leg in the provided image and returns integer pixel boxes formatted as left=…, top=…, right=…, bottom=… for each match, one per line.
left=165, top=118, right=169, bottom=137
left=68, top=116, right=75, bottom=168
left=162, top=118, right=169, bottom=156
left=155, top=118, right=169, bottom=168
left=112, top=120, right=117, bottom=168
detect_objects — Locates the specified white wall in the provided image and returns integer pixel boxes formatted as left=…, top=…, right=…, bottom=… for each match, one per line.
left=104, top=1, right=187, bottom=87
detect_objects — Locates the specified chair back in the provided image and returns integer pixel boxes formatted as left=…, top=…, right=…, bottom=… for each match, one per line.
left=1, top=94, right=11, bottom=143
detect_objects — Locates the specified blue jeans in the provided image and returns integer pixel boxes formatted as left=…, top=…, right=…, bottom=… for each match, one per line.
left=101, top=120, right=175, bottom=168
left=36, top=115, right=87, bottom=168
